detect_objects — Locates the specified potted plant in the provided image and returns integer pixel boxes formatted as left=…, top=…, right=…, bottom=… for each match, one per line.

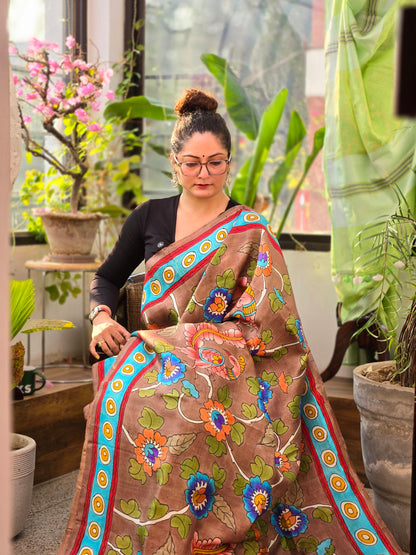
left=9, top=36, right=144, bottom=262
left=349, top=189, right=416, bottom=551
left=10, top=278, right=73, bottom=537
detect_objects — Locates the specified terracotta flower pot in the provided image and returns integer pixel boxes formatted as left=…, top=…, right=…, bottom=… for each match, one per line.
left=39, top=212, right=107, bottom=263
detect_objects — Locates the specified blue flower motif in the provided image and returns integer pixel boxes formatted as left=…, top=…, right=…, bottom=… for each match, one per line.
left=185, top=472, right=216, bottom=519
left=242, top=476, right=272, bottom=522
left=203, top=287, right=232, bottom=323
left=158, top=352, right=185, bottom=385
left=257, top=378, right=272, bottom=414
left=271, top=503, right=309, bottom=538
left=295, top=319, right=305, bottom=348
left=182, top=380, right=199, bottom=398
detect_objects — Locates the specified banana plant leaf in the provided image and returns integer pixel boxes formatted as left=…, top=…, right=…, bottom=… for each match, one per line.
left=104, top=96, right=176, bottom=121
left=10, top=279, right=35, bottom=339
left=20, top=318, right=74, bottom=334
left=231, top=89, right=288, bottom=206
left=201, top=53, right=259, bottom=141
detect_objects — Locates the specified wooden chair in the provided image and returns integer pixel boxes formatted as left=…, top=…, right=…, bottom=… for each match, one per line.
left=115, top=272, right=145, bottom=332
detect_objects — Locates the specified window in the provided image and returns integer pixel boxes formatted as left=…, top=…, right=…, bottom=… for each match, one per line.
left=142, top=0, right=328, bottom=235
left=8, top=0, right=79, bottom=233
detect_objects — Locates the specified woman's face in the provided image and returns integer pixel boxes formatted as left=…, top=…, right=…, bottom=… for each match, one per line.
left=171, top=132, right=230, bottom=201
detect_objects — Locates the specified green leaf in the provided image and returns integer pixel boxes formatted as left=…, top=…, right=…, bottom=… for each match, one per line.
left=299, top=453, right=312, bottom=473
left=170, top=514, right=192, bottom=539
left=216, top=268, right=236, bottom=289
left=212, top=462, right=226, bottom=489
left=230, top=421, right=245, bottom=445
left=162, top=389, right=180, bottom=409
left=138, top=407, right=164, bottom=430
left=313, top=506, right=333, bottom=523
left=104, top=96, right=176, bottom=121
left=242, top=541, right=260, bottom=555
left=288, top=396, right=300, bottom=418
left=250, top=456, right=274, bottom=482
left=154, top=340, right=174, bottom=353
left=217, top=385, right=232, bottom=408
left=261, top=370, right=278, bottom=386
left=180, top=456, right=199, bottom=480
left=206, top=435, right=227, bottom=456
left=136, top=525, right=148, bottom=544
left=20, top=318, right=74, bottom=334
left=284, top=443, right=299, bottom=462
left=233, top=473, right=249, bottom=495
left=138, top=388, right=156, bottom=398
left=271, top=418, right=289, bottom=436
left=247, top=376, right=260, bottom=395
left=128, top=459, right=147, bottom=484
left=45, top=284, right=59, bottom=302
left=241, top=403, right=257, bottom=419
left=156, top=462, right=173, bottom=485
left=282, top=470, right=297, bottom=482
left=211, top=243, right=227, bottom=265
left=201, top=53, right=259, bottom=140
left=120, top=499, right=141, bottom=518
left=145, top=369, right=159, bottom=384
left=147, top=498, right=169, bottom=520
left=115, top=535, right=133, bottom=555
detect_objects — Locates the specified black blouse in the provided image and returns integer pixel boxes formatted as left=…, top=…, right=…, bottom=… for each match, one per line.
left=90, top=195, right=240, bottom=313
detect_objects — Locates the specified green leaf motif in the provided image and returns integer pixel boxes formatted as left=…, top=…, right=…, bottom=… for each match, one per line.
left=300, top=353, right=308, bottom=370
left=171, top=514, right=192, bottom=539
left=163, top=389, right=180, bottom=409
left=138, top=388, right=156, bottom=398
left=120, top=499, right=141, bottom=519
left=186, top=297, right=196, bottom=314
left=269, top=290, right=284, bottom=312
left=233, top=473, right=249, bottom=495
left=217, top=385, right=232, bottom=408
left=115, top=534, right=133, bottom=555
left=254, top=518, right=268, bottom=537
left=272, top=347, right=288, bottom=362
left=250, top=456, right=274, bottom=482
left=211, top=243, right=227, bottom=265
left=282, top=471, right=297, bottom=482
left=247, top=376, right=260, bottom=395
left=154, top=340, right=175, bottom=353
left=166, top=433, right=196, bottom=455
left=242, top=541, right=260, bottom=555
left=145, top=369, right=159, bottom=384
left=281, top=537, right=296, bottom=551
left=271, top=418, right=288, bottom=436
left=299, top=454, right=312, bottom=473
left=284, top=443, right=299, bottom=462
left=180, top=456, right=199, bottom=480
left=136, top=525, right=148, bottom=545
left=206, top=435, right=227, bottom=456
left=128, top=459, right=147, bottom=485
left=247, top=259, right=257, bottom=278
left=288, top=396, right=300, bottom=419
left=138, top=407, right=164, bottom=430
left=261, top=370, right=278, bottom=386
left=261, top=329, right=273, bottom=344
left=147, top=498, right=169, bottom=520
left=230, top=421, right=246, bottom=445
left=212, top=494, right=236, bottom=532
left=156, top=462, right=173, bottom=486
left=241, top=403, right=257, bottom=420
left=296, top=535, right=319, bottom=552
left=313, top=506, right=333, bottom=523
left=212, top=462, right=226, bottom=489
left=283, top=274, right=292, bottom=295
left=217, top=268, right=236, bottom=289
left=169, top=309, right=179, bottom=325
left=286, top=315, right=299, bottom=336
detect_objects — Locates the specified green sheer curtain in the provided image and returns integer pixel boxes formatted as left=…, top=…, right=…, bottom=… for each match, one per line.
left=324, top=0, right=416, bottom=327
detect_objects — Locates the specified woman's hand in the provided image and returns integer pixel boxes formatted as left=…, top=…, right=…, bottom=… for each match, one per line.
left=90, top=311, right=131, bottom=359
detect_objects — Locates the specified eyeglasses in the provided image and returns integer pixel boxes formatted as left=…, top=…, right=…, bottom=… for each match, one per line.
left=174, top=155, right=231, bottom=176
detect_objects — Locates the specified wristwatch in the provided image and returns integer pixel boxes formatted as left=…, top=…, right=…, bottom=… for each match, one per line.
left=89, top=305, right=111, bottom=323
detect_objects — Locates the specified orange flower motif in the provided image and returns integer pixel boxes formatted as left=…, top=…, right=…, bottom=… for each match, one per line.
left=255, top=244, right=272, bottom=277
left=247, top=336, right=266, bottom=356
left=200, top=399, right=235, bottom=441
left=275, top=451, right=290, bottom=472
left=278, top=371, right=289, bottom=393
left=134, top=428, right=168, bottom=476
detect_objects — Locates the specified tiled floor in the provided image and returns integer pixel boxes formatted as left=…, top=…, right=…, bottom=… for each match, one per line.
left=11, top=471, right=78, bottom=554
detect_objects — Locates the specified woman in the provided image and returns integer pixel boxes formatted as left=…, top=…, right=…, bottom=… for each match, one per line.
left=59, top=90, right=401, bottom=554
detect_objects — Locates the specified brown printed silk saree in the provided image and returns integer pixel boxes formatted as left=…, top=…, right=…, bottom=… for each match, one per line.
left=59, top=206, right=402, bottom=554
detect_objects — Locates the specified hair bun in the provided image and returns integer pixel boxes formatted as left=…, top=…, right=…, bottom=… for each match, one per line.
left=174, top=88, right=218, bottom=117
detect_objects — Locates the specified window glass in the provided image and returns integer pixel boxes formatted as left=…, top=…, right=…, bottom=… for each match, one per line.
left=144, top=0, right=328, bottom=234
left=8, top=0, right=70, bottom=231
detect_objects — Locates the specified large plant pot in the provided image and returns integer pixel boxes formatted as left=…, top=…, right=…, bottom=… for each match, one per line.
left=11, top=433, right=36, bottom=538
left=353, top=361, right=413, bottom=552
left=39, top=212, right=106, bottom=262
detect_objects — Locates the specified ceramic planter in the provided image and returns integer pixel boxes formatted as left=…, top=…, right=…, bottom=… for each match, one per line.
left=11, top=433, right=36, bottom=538
left=353, top=361, right=413, bottom=552
left=39, top=212, right=107, bottom=263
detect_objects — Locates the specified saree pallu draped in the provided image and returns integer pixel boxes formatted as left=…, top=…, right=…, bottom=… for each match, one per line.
left=59, top=206, right=401, bottom=554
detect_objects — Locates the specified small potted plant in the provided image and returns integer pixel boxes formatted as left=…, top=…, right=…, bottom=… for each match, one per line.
left=10, top=36, right=143, bottom=261
left=349, top=189, right=416, bottom=551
